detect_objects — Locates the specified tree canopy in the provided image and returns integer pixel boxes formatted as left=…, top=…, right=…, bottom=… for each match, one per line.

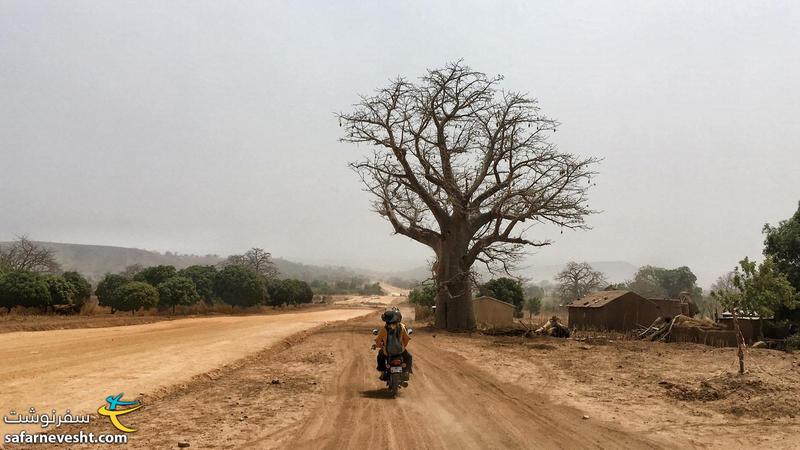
left=524, top=297, right=542, bottom=318
left=226, top=248, right=279, bottom=279
left=133, top=265, right=178, bottom=287
left=178, top=265, right=218, bottom=303
left=623, top=265, right=702, bottom=300
left=408, top=284, right=437, bottom=307
left=44, top=275, right=75, bottom=307
left=763, top=202, right=800, bottom=311
left=115, top=281, right=159, bottom=315
left=339, top=61, right=598, bottom=330
left=713, top=257, right=797, bottom=319
left=214, top=265, right=267, bottom=308
left=555, top=261, right=607, bottom=301
left=266, top=279, right=314, bottom=307
left=95, top=273, right=130, bottom=313
left=0, top=270, right=51, bottom=312
left=0, top=236, right=61, bottom=274
left=481, top=277, right=525, bottom=312
left=63, top=271, right=92, bottom=307
left=158, top=276, right=200, bottom=313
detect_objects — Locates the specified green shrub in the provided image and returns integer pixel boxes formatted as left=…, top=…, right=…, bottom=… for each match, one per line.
left=95, top=273, right=130, bottom=313
left=158, top=276, right=200, bottom=313
left=116, top=281, right=159, bottom=315
left=0, top=270, right=51, bottom=312
left=409, top=284, right=436, bottom=307
left=63, top=271, right=92, bottom=307
left=214, top=265, right=267, bottom=308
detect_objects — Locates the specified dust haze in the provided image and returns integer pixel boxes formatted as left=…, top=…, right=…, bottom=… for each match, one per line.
left=2, top=1, right=799, bottom=285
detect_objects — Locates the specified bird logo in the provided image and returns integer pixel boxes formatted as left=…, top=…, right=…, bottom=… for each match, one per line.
left=97, top=393, right=142, bottom=433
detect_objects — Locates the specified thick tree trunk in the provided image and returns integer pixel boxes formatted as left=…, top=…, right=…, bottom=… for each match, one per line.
left=433, top=239, right=475, bottom=331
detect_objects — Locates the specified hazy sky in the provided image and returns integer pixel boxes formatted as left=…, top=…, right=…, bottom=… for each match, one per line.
left=1, top=1, right=798, bottom=286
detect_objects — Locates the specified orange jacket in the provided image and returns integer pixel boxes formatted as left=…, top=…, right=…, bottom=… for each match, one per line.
left=375, top=323, right=410, bottom=354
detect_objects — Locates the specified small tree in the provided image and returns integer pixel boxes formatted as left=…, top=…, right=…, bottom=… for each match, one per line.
left=712, top=257, right=797, bottom=374
left=524, top=297, right=542, bottom=318
left=0, top=236, right=61, bottom=274
left=63, top=271, right=92, bottom=308
left=95, top=273, right=130, bottom=313
left=158, top=276, right=200, bottom=314
left=225, top=248, right=279, bottom=279
left=266, top=279, right=291, bottom=308
left=524, top=284, right=545, bottom=301
left=44, top=275, right=76, bottom=311
left=736, top=258, right=797, bottom=323
left=359, top=282, right=385, bottom=296
left=763, top=201, right=800, bottom=319
left=409, top=284, right=437, bottom=307
left=482, top=277, right=525, bottom=314
left=286, top=279, right=314, bottom=304
left=133, top=265, right=177, bottom=286
left=0, top=270, right=51, bottom=312
left=555, top=262, right=606, bottom=302
left=116, top=281, right=159, bottom=316
left=623, top=265, right=703, bottom=300
left=178, top=265, right=218, bottom=304
left=214, top=265, right=267, bottom=309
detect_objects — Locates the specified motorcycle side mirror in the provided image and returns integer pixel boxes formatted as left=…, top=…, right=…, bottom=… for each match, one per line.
left=407, top=328, right=413, bottom=335
left=372, top=329, right=379, bottom=335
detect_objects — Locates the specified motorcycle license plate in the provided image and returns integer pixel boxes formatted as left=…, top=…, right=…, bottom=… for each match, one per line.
left=390, top=366, right=403, bottom=373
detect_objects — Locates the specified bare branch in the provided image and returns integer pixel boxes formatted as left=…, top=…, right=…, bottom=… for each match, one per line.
left=340, top=61, right=599, bottom=276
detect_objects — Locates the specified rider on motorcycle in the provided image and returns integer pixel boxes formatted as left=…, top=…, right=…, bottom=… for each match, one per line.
left=372, top=308, right=413, bottom=381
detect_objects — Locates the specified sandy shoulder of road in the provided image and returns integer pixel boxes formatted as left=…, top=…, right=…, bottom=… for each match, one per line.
left=0, top=308, right=372, bottom=436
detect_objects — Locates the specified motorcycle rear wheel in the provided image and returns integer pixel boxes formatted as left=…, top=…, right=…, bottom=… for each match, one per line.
left=388, top=372, right=401, bottom=397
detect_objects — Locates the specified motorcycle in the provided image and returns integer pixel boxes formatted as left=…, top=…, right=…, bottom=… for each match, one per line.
left=372, top=327, right=413, bottom=397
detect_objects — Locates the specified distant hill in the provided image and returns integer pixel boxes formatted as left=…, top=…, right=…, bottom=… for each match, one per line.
left=1, top=241, right=367, bottom=283
left=5, top=241, right=641, bottom=287
left=0, top=241, right=222, bottom=280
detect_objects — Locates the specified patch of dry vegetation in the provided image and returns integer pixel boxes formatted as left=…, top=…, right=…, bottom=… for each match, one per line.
left=432, top=330, right=800, bottom=448
left=0, top=301, right=332, bottom=334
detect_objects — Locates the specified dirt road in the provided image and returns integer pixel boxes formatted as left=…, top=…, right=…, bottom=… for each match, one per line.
left=12, top=315, right=657, bottom=449
left=280, top=322, right=658, bottom=449
left=8, top=310, right=797, bottom=449
left=0, top=308, right=371, bottom=436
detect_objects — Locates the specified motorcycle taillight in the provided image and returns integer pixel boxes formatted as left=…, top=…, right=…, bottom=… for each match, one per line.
left=389, top=359, right=403, bottom=366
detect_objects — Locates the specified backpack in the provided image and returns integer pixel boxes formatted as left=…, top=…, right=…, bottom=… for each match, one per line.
left=385, top=325, right=405, bottom=356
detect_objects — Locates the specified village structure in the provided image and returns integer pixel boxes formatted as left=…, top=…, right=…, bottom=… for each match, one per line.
left=472, top=295, right=516, bottom=328
left=561, top=286, right=777, bottom=347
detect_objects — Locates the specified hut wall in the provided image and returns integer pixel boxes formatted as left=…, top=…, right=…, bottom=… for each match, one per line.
left=473, top=298, right=514, bottom=328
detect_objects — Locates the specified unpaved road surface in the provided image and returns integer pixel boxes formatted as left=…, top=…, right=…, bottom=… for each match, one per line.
left=281, top=322, right=657, bottom=450
left=29, top=315, right=658, bottom=449
left=8, top=313, right=796, bottom=449
left=0, top=308, right=370, bottom=436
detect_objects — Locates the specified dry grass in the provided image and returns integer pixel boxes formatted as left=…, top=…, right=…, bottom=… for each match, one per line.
left=0, top=313, right=169, bottom=333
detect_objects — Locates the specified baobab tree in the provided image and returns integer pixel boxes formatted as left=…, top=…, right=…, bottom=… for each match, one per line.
left=339, top=62, right=598, bottom=330
left=555, top=261, right=607, bottom=302
left=225, top=248, right=279, bottom=279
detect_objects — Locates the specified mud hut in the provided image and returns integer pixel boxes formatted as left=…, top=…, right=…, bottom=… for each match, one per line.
left=473, top=296, right=515, bottom=328
left=717, top=314, right=763, bottom=344
left=567, top=290, right=683, bottom=332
